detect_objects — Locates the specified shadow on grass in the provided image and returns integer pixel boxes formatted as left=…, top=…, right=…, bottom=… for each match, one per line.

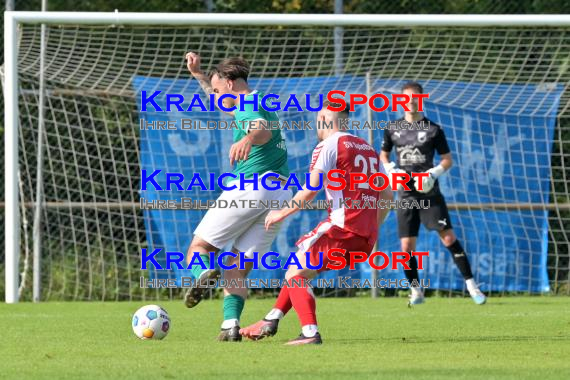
left=332, top=335, right=570, bottom=344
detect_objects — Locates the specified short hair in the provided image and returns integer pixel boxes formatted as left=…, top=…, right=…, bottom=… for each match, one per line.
left=401, top=81, right=423, bottom=94
left=209, top=57, right=250, bottom=82
left=322, top=99, right=350, bottom=118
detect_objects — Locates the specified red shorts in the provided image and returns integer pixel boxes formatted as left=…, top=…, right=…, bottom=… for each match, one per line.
left=295, top=221, right=374, bottom=273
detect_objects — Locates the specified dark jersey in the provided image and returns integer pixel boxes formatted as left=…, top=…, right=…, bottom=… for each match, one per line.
left=381, top=117, right=450, bottom=198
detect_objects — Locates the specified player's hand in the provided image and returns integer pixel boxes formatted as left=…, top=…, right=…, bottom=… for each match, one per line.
left=229, top=136, right=253, bottom=165
left=382, top=161, right=406, bottom=191
left=414, top=172, right=435, bottom=193
left=186, top=52, right=203, bottom=76
left=265, top=210, right=285, bottom=230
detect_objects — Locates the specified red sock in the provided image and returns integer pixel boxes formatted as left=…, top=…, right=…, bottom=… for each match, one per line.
left=288, top=275, right=317, bottom=326
left=273, top=285, right=292, bottom=315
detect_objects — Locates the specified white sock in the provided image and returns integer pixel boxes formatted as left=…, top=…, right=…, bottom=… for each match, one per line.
left=302, top=324, right=318, bottom=338
left=411, top=287, right=423, bottom=297
left=265, top=308, right=284, bottom=320
left=466, top=278, right=478, bottom=292
left=221, top=318, right=239, bottom=329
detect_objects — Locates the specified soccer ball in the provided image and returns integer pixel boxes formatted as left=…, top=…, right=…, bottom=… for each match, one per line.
left=132, top=305, right=171, bottom=340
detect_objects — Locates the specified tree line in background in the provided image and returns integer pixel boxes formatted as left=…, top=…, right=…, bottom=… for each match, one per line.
left=5, top=0, right=570, bottom=14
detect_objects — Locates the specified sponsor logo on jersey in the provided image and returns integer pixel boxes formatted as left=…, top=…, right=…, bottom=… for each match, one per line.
left=397, top=145, right=427, bottom=166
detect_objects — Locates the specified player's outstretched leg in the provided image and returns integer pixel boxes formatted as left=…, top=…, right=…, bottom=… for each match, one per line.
left=441, top=231, right=486, bottom=305
left=285, top=273, right=322, bottom=345
left=184, top=267, right=221, bottom=308
left=239, top=318, right=280, bottom=341
left=184, top=237, right=221, bottom=308
left=239, top=285, right=292, bottom=340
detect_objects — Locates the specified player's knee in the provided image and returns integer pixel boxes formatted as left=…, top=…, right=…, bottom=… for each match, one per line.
left=284, top=270, right=296, bottom=281
left=400, top=240, right=416, bottom=252
left=188, top=236, right=217, bottom=256
left=439, top=229, right=456, bottom=246
left=285, top=267, right=316, bottom=281
left=285, top=267, right=303, bottom=281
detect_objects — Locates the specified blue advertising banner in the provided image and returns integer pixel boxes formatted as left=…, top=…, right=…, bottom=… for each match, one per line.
left=134, top=75, right=561, bottom=292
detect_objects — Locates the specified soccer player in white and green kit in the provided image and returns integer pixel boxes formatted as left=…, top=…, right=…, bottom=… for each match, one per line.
left=185, top=52, right=291, bottom=341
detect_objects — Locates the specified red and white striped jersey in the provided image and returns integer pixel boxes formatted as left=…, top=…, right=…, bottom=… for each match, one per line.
left=309, top=132, right=384, bottom=243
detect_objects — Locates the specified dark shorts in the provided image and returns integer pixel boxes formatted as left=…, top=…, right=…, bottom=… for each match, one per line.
left=397, top=195, right=452, bottom=238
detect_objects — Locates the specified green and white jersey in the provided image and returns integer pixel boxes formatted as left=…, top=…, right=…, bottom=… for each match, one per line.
left=232, top=90, right=289, bottom=181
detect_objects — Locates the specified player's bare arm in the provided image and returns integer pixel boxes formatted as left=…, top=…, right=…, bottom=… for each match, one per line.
left=438, top=153, right=453, bottom=171
left=380, top=148, right=407, bottom=190
left=186, top=52, right=214, bottom=94
left=246, top=120, right=272, bottom=143
left=379, top=150, right=391, bottom=164
left=185, top=51, right=235, bottom=116
left=377, top=186, right=393, bottom=225
left=264, top=168, right=322, bottom=230
left=228, top=121, right=272, bottom=165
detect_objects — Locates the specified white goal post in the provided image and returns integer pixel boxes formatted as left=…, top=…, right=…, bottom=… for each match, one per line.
left=4, top=12, right=570, bottom=303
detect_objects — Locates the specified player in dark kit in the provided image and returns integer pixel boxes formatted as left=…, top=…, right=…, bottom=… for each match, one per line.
left=380, top=81, right=486, bottom=306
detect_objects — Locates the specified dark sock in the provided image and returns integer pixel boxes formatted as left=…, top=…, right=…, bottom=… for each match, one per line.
left=446, top=240, right=474, bottom=280
left=404, top=254, right=419, bottom=284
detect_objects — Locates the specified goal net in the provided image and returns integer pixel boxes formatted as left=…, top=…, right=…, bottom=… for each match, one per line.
left=3, top=13, right=570, bottom=301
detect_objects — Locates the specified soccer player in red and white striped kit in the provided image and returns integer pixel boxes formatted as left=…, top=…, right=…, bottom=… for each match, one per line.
left=240, top=101, right=393, bottom=345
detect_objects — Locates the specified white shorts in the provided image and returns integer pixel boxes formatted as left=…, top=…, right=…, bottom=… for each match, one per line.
left=194, top=182, right=292, bottom=258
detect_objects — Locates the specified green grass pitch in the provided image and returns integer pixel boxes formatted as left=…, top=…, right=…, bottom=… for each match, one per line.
left=2, top=297, right=569, bottom=379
